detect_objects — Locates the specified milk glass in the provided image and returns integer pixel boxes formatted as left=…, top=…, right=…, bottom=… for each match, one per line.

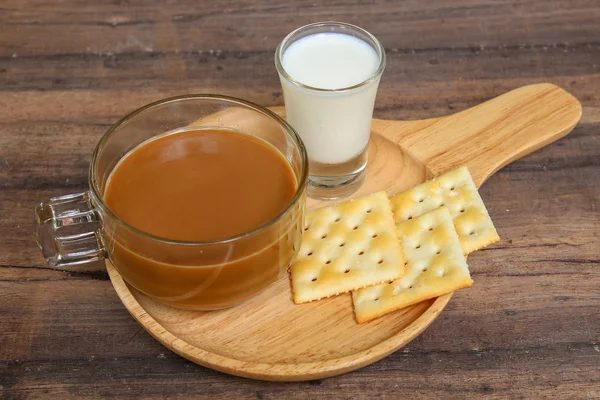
left=275, top=22, right=386, bottom=199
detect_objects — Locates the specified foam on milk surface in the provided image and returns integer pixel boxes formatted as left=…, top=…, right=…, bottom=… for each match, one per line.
left=282, top=33, right=379, bottom=90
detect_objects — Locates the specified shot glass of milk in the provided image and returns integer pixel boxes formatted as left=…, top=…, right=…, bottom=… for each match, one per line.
left=275, top=22, right=386, bottom=199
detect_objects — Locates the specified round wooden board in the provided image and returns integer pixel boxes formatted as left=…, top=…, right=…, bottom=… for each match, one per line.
left=107, top=84, right=581, bottom=381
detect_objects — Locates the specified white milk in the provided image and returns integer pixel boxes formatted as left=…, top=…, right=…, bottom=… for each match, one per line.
left=280, top=32, right=381, bottom=165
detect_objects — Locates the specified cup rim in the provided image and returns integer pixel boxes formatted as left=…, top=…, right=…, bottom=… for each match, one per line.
left=88, top=94, right=308, bottom=246
left=274, top=21, right=386, bottom=93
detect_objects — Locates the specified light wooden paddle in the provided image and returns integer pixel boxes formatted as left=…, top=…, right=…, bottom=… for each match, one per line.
left=106, top=83, right=581, bottom=381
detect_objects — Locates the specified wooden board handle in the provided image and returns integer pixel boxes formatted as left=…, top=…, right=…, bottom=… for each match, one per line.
left=375, top=83, right=582, bottom=186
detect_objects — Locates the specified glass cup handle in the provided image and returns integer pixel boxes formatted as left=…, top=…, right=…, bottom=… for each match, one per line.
left=35, top=192, right=106, bottom=267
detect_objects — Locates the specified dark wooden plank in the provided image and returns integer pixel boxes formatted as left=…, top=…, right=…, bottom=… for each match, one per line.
left=1, top=276, right=599, bottom=399
left=1, top=0, right=599, bottom=398
left=1, top=271, right=598, bottom=357
left=1, top=0, right=599, bottom=57
left=0, top=52, right=598, bottom=128
left=1, top=41, right=599, bottom=97
left=5, top=344, right=600, bottom=400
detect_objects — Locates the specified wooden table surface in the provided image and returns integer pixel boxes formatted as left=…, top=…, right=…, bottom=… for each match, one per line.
left=1, top=1, right=599, bottom=398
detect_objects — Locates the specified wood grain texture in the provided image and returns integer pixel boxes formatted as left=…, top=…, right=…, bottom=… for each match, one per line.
left=1, top=0, right=599, bottom=398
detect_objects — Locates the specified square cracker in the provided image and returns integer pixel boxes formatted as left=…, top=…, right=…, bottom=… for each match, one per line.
left=352, top=207, right=472, bottom=323
left=290, top=191, right=405, bottom=304
left=390, top=166, right=499, bottom=254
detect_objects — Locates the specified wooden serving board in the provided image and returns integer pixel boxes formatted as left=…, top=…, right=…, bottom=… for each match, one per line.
left=106, top=83, right=581, bottom=381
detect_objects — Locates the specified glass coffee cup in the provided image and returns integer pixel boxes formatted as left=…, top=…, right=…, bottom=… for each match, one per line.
left=35, top=95, right=308, bottom=310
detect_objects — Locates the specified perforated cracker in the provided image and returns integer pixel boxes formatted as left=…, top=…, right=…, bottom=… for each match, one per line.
left=390, top=166, right=499, bottom=254
left=352, top=207, right=472, bottom=323
left=290, top=191, right=405, bottom=304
